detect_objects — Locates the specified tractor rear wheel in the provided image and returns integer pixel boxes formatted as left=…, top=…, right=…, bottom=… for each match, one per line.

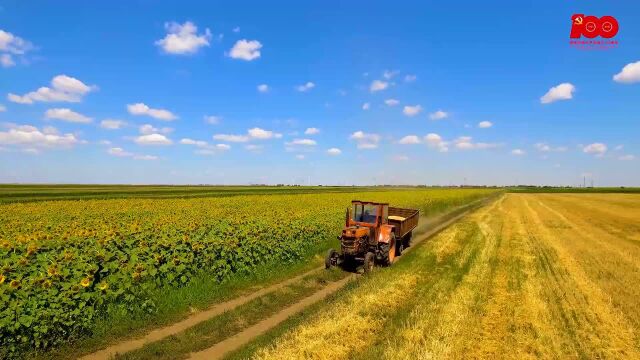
left=380, top=234, right=396, bottom=266
left=325, top=249, right=338, bottom=269
left=395, top=238, right=404, bottom=256
left=403, top=231, right=413, bottom=248
left=363, top=252, right=375, bottom=273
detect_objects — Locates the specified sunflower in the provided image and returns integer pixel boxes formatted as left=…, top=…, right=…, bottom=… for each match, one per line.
left=9, top=279, right=20, bottom=289
left=42, top=280, right=52, bottom=289
left=47, top=265, right=60, bottom=277
left=80, top=277, right=92, bottom=288
left=0, top=274, right=5, bottom=284
left=98, top=281, right=108, bottom=291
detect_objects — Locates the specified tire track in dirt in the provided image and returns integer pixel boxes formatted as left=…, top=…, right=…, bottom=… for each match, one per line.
left=81, top=268, right=322, bottom=360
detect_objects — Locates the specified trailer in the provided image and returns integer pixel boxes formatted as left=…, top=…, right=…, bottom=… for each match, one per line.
left=325, top=200, right=420, bottom=273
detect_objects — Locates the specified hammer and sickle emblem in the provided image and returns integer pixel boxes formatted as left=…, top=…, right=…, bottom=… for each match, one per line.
left=574, top=16, right=583, bottom=25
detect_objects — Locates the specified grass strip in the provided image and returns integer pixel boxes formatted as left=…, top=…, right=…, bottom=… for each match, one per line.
left=113, top=268, right=348, bottom=360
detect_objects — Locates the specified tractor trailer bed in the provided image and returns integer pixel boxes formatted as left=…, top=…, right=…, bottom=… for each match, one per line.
left=388, top=207, right=419, bottom=240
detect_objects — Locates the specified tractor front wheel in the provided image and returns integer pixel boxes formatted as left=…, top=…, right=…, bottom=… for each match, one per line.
left=363, top=252, right=375, bottom=273
left=325, top=248, right=338, bottom=269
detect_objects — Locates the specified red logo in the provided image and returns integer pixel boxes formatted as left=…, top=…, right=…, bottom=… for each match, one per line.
left=570, top=14, right=619, bottom=38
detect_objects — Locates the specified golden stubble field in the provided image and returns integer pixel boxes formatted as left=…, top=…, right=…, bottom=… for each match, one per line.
left=248, top=193, right=640, bottom=360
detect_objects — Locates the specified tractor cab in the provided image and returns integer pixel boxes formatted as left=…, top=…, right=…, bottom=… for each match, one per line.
left=347, top=200, right=388, bottom=227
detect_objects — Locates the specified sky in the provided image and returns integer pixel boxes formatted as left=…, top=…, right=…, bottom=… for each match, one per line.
left=1, top=1, right=639, bottom=186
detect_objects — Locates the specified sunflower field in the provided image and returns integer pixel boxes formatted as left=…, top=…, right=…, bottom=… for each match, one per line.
left=0, top=188, right=496, bottom=356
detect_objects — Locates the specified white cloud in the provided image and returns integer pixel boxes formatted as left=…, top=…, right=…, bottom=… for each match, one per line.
left=619, top=154, right=635, bottom=161
left=369, top=80, right=388, bottom=92
left=213, top=127, right=281, bottom=143
left=304, top=127, right=320, bottom=135
left=0, top=124, right=82, bottom=149
left=204, top=115, right=221, bottom=124
left=614, top=145, right=624, bottom=151
left=248, top=127, right=282, bottom=139
left=296, top=82, right=315, bottom=92
left=100, top=119, right=127, bottom=130
left=232, top=27, right=240, bottom=33
left=404, top=74, right=417, bottom=83
left=98, top=140, right=112, bottom=146
left=385, top=99, right=400, bottom=106
left=108, top=147, right=158, bottom=160
left=134, top=133, right=172, bottom=146
left=534, top=142, right=568, bottom=152
left=453, top=136, right=500, bottom=151
left=0, top=29, right=33, bottom=55
left=0, top=54, right=15, bottom=67
left=511, top=149, right=525, bottom=156
left=403, top=105, right=422, bottom=117
left=429, top=110, right=448, bottom=120
left=424, top=133, right=448, bottom=152
left=583, top=142, right=607, bottom=155
left=257, top=84, right=269, bottom=93
left=107, top=147, right=133, bottom=157
left=0, top=104, right=6, bottom=112
left=362, top=102, right=370, bottom=110
left=180, top=138, right=208, bottom=147
left=393, top=155, right=409, bottom=161
left=478, top=121, right=493, bottom=128
left=139, top=124, right=173, bottom=135
left=295, top=154, right=305, bottom=160
left=613, top=61, right=640, bottom=84
left=229, top=39, right=262, bottom=61
left=540, top=83, right=576, bottom=104
left=180, top=137, right=230, bottom=155
left=7, top=75, right=95, bottom=104
left=399, top=135, right=420, bottom=145
left=383, top=70, right=399, bottom=79
left=327, top=147, right=341, bottom=156
left=127, top=103, right=177, bottom=121
left=287, top=138, right=316, bottom=146
left=350, top=131, right=381, bottom=149
left=155, top=21, right=211, bottom=55
left=213, top=134, right=249, bottom=142
left=44, top=108, right=92, bottom=123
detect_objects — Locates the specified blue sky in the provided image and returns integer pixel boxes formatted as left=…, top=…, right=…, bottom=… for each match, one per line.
left=1, top=1, right=639, bottom=186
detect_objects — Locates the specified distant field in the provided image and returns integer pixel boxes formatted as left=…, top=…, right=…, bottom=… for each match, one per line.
left=0, top=184, right=397, bottom=203
left=236, top=193, right=640, bottom=359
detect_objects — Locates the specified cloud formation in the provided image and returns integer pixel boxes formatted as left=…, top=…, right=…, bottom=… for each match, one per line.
left=127, top=103, right=177, bottom=121
left=45, top=108, right=92, bottom=123
left=350, top=131, right=381, bottom=149
left=155, top=21, right=211, bottom=55
left=613, top=60, right=640, bottom=84
left=8, top=75, right=96, bottom=104
left=229, top=39, right=262, bottom=61
left=540, top=83, right=575, bottom=104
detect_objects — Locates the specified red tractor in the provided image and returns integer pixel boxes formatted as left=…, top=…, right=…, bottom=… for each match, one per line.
left=326, top=200, right=419, bottom=273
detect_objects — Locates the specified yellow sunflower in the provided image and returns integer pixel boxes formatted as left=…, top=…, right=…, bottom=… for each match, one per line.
left=0, top=274, right=5, bottom=284
left=98, top=281, right=108, bottom=291
left=80, top=277, right=92, bottom=288
left=9, top=279, right=20, bottom=289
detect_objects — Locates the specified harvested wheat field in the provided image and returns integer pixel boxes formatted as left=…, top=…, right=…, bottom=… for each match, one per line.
left=236, top=193, right=640, bottom=360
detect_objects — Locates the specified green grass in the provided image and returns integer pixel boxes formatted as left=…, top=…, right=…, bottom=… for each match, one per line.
left=113, top=268, right=347, bottom=360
